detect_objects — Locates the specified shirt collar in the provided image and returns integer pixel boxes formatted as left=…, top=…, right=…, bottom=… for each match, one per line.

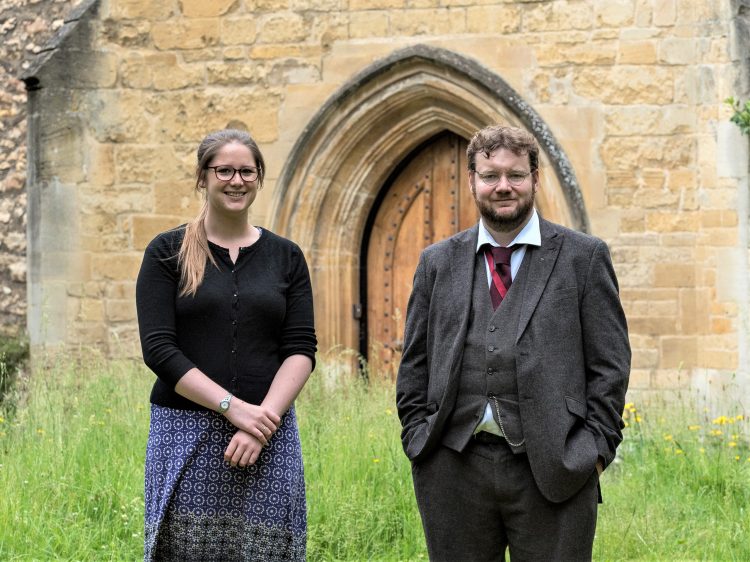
left=476, top=208, right=541, bottom=252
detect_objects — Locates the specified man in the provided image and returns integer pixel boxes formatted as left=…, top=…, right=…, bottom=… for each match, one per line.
left=396, top=125, right=630, bottom=561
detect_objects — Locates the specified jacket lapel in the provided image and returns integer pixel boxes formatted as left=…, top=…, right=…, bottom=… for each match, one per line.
left=443, top=225, right=478, bottom=382
left=516, top=219, right=562, bottom=342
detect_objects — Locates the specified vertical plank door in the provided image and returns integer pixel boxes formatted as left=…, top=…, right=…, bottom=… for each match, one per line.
left=366, top=132, right=476, bottom=377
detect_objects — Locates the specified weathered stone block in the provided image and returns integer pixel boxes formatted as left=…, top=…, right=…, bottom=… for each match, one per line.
left=709, top=317, right=733, bottom=334
left=257, top=13, right=308, bottom=43
left=105, top=299, right=137, bottom=322
left=151, top=19, right=220, bottom=50
left=220, top=16, right=258, bottom=45
left=604, top=106, right=693, bottom=136
left=573, top=66, right=674, bottom=104
left=349, top=11, right=388, bottom=38
left=595, top=0, right=635, bottom=27
left=653, top=0, right=676, bottom=26
left=659, top=336, right=698, bottom=369
left=679, top=288, right=711, bottom=334
left=86, top=142, right=115, bottom=188
left=600, top=136, right=692, bottom=170
left=110, top=0, right=174, bottom=19
left=653, top=262, right=696, bottom=287
left=152, top=62, right=205, bottom=91
left=466, top=5, right=521, bottom=33
left=87, top=90, right=152, bottom=143
left=390, top=8, right=462, bottom=35
left=147, top=90, right=281, bottom=144
left=78, top=298, right=105, bottom=322
left=524, top=1, right=593, bottom=31
left=206, top=61, right=267, bottom=86
left=90, top=253, right=142, bottom=281
left=180, top=0, right=237, bottom=17
left=627, top=316, right=677, bottom=334
left=536, top=41, right=616, bottom=66
left=617, top=41, right=657, bottom=64
left=222, top=46, right=246, bottom=60
left=105, top=282, right=136, bottom=300
left=698, top=349, right=738, bottom=370
left=659, top=38, right=697, bottom=64
left=646, top=211, right=700, bottom=233
left=115, top=144, right=186, bottom=185
left=132, top=214, right=185, bottom=250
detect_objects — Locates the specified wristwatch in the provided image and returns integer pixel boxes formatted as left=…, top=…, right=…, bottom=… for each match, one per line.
left=217, top=393, right=233, bottom=414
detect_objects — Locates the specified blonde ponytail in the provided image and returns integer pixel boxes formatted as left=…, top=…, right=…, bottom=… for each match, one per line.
left=177, top=203, right=217, bottom=297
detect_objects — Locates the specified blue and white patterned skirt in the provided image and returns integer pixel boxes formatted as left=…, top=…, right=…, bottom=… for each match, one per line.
left=144, top=405, right=306, bottom=561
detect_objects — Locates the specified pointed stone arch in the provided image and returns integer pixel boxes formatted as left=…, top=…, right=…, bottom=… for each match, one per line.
left=270, top=44, right=588, bottom=354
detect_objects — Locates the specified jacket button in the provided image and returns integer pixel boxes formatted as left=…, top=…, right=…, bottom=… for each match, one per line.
left=488, top=345, right=494, bottom=352
left=489, top=325, right=496, bottom=332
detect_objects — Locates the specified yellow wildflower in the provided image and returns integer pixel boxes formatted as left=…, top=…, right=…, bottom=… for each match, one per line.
left=736, top=414, right=744, bottom=421
left=663, top=434, right=673, bottom=441
left=710, top=429, right=723, bottom=437
left=712, top=415, right=733, bottom=425
left=635, top=416, right=642, bottom=423
left=623, top=421, right=629, bottom=428
left=728, top=442, right=737, bottom=448
left=36, top=428, right=45, bottom=435
left=0, top=416, right=4, bottom=424
left=372, top=458, right=380, bottom=463
left=385, top=408, right=393, bottom=416
left=735, top=456, right=741, bottom=461
left=688, top=425, right=701, bottom=431
left=675, top=449, right=683, bottom=455
left=699, top=448, right=706, bottom=454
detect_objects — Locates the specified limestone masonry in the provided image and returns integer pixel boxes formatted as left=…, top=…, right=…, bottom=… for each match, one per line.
left=1, top=0, right=749, bottom=404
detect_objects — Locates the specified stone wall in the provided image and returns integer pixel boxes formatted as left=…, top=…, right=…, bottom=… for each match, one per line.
left=0, top=0, right=77, bottom=335
left=9, top=0, right=750, bottom=403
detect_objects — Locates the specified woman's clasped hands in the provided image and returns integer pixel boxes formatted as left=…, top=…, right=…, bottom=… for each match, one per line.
left=223, top=399, right=281, bottom=468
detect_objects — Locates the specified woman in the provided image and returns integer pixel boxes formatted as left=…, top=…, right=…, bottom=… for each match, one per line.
left=136, top=129, right=316, bottom=561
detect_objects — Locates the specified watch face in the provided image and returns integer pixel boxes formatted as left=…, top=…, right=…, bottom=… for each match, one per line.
left=220, top=399, right=230, bottom=411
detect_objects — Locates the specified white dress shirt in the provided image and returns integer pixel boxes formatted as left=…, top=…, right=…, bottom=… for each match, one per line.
left=474, top=209, right=542, bottom=436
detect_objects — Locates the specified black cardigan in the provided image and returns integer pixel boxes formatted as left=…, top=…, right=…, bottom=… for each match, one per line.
left=136, top=226, right=317, bottom=410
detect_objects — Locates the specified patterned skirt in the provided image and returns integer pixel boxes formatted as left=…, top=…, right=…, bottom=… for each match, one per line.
left=144, top=405, right=306, bottom=561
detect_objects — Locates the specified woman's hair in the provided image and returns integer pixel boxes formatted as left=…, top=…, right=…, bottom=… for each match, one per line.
left=178, top=129, right=266, bottom=297
left=466, top=125, right=539, bottom=173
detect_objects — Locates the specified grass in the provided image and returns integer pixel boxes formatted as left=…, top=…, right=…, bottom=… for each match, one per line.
left=0, top=355, right=748, bottom=561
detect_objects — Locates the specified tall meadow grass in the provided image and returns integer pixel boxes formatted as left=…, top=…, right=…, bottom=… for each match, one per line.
left=0, top=354, right=748, bottom=560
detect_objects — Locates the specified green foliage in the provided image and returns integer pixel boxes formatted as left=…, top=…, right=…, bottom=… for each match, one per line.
left=726, top=97, right=750, bottom=136
left=0, top=335, right=29, bottom=403
left=0, top=357, right=748, bottom=560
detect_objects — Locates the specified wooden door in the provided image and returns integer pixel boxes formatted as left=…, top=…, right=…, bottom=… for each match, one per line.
left=366, top=132, right=476, bottom=376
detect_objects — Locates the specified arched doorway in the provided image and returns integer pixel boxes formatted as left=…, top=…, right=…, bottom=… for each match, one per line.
left=270, top=45, right=588, bottom=360
left=364, top=132, right=473, bottom=373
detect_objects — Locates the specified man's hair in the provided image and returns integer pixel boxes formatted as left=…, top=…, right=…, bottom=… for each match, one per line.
left=466, top=125, right=539, bottom=172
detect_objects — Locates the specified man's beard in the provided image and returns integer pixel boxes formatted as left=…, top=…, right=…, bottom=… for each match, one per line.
left=471, top=186, right=536, bottom=233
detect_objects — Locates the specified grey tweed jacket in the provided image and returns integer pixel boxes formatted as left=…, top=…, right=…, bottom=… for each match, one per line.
left=396, top=218, right=631, bottom=503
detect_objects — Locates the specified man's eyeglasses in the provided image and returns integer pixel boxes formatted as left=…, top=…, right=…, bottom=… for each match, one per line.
left=475, top=170, right=532, bottom=188
left=206, top=166, right=259, bottom=182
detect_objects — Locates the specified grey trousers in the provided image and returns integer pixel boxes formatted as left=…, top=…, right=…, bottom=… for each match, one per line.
left=411, top=435, right=599, bottom=562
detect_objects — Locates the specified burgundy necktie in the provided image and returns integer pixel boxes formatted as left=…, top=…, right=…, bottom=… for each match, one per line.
left=483, top=245, right=516, bottom=310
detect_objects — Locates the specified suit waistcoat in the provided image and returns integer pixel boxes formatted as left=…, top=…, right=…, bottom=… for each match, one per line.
left=441, top=248, right=531, bottom=454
